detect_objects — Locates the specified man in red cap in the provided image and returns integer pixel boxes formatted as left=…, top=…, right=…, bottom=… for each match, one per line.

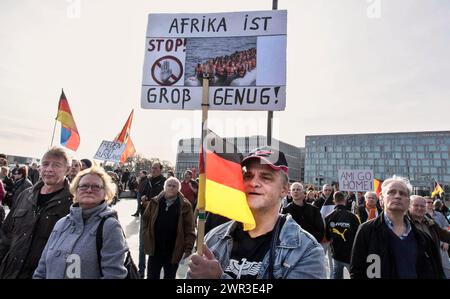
left=187, top=146, right=326, bottom=279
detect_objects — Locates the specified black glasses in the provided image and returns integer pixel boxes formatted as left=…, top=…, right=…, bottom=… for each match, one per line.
left=77, top=184, right=104, bottom=192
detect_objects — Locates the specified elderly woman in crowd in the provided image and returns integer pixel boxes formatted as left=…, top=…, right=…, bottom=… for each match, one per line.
left=142, top=177, right=196, bottom=279
left=33, top=166, right=129, bottom=279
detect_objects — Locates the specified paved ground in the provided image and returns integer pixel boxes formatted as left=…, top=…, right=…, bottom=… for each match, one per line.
left=112, top=196, right=189, bottom=279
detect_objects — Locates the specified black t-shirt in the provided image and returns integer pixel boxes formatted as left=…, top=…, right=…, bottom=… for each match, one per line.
left=154, top=197, right=180, bottom=260
left=37, top=188, right=64, bottom=208
left=224, top=224, right=273, bottom=279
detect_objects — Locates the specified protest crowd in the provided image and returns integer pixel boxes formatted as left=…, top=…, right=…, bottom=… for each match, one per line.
left=0, top=145, right=449, bottom=280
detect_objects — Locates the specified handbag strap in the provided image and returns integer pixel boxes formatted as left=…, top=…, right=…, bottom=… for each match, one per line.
left=95, top=216, right=109, bottom=277
left=96, top=215, right=129, bottom=277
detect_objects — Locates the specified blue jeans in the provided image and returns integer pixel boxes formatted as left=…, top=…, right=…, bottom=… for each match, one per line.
left=332, top=259, right=350, bottom=279
left=138, top=217, right=146, bottom=275
left=321, top=242, right=334, bottom=278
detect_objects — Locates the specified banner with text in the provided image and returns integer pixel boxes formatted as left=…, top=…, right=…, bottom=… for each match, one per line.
left=94, top=141, right=126, bottom=163
left=338, top=169, right=374, bottom=192
left=141, top=10, right=287, bottom=111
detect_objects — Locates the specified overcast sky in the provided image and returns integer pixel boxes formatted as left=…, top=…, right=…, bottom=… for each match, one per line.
left=1, top=0, right=449, bottom=165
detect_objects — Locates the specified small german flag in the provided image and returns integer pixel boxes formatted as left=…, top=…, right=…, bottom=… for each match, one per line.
left=198, top=131, right=255, bottom=231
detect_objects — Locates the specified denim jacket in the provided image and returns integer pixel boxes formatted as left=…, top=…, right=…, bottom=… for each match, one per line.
left=204, top=214, right=326, bottom=279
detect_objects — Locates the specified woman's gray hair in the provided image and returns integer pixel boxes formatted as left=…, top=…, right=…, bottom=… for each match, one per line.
left=164, top=177, right=181, bottom=192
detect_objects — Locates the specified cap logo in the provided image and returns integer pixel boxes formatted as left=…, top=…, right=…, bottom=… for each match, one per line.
left=254, top=150, right=273, bottom=157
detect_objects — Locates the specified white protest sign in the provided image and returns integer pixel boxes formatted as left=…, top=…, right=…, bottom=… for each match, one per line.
left=94, top=141, right=126, bottom=163
left=141, top=10, right=287, bottom=111
left=338, top=169, right=374, bottom=192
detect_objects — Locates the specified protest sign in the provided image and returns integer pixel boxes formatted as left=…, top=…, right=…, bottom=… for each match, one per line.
left=338, top=169, right=374, bottom=192
left=94, top=141, right=126, bottom=163
left=141, top=10, right=287, bottom=111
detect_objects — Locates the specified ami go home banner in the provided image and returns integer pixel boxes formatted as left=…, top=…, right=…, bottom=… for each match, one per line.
left=141, top=10, right=287, bottom=111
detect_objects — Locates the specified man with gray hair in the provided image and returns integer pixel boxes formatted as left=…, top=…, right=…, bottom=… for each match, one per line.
left=408, top=195, right=450, bottom=278
left=0, top=146, right=72, bottom=279
left=142, top=177, right=195, bottom=279
left=358, top=191, right=383, bottom=223
left=350, top=175, right=444, bottom=279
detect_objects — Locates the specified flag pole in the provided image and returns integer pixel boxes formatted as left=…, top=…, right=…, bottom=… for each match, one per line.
left=196, top=73, right=210, bottom=255
left=267, top=0, right=278, bottom=146
left=50, top=119, right=58, bottom=148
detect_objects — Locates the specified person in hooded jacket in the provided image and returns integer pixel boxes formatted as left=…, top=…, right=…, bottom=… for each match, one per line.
left=33, top=166, right=128, bottom=279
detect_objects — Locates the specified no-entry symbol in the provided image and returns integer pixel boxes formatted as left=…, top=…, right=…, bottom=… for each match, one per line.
left=151, top=55, right=183, bottom=86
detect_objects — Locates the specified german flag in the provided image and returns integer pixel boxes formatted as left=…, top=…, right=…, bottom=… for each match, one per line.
left=56, top=89, right=80, bottom=151
left=198, top=131, right=255, bottom=231
left=374, top=178, right=383, bottom=197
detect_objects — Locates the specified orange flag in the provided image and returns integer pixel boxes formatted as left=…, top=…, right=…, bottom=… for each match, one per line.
left=114, top=110, right=136, bottom=163
left=115, top=109, right=134, bottom=143
left=120, top=138, right=136, bottom=163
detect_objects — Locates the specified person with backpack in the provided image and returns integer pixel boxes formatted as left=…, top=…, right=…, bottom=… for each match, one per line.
left=33, top=166, right=130, bottom=279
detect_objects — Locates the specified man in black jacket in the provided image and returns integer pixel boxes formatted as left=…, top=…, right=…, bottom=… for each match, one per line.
left=350, top=176, right=444, bottom=279
left=141, top=162, right=166, bottom=205
left=138, top=162, right=166, bottom=277
left=313, top=184, right=335, bottom=273
left=0, top=147, right=72, bottom=279
left=313, top=184, right=333, bottom=211
left=282, top=182, right=324, bottom=242
left=325, top=191, right=360, bottom=279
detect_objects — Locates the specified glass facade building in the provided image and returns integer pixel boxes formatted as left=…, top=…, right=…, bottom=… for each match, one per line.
left=176, top=136, right=304, bottom=182
left=304, top=131, right=450, bottom=193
